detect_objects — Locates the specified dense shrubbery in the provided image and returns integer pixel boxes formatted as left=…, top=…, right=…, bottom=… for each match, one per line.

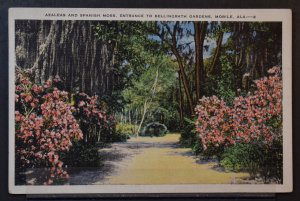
left=194, top=66, right=283, bottom=182
left=180, top=118, right=198, bottom=144
left=60, top=141, right=101, bottom=168
left=15, top=70, right=83, bottom=184
left=220, top=141, right=282, bottom=182
left=116, top=123, right=136, bottom=136
left=179, top=119, right=204, bottom=155
left=15, top=69, right=121, bottom=184
left=179, top=121, right=197, bottom=148
left=140, top=122, right=168, bottom=137
left=73, top=92, right=116, bottom=143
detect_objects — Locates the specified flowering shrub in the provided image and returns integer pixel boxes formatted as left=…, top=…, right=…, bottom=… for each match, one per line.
left=195, top=66, right=282, bottom=150
left=73, top=92, right=116, bottom=143
left=195, top=66, right=283, bottom=181
left=15, top=70, right=83, bottom=184
left=232, top=67, right=282, bottom=145
left=60, top=92, right=122, bottom=169
left=15, top=67, right=126, bottom=184
left=195, top=96, right=235, bottom=152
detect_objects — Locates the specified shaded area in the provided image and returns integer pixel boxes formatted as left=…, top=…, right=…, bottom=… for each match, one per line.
left=67, top=135, right=181, bottom=185
left=99, top=134, right=250, bottom=184
left=17, top=134, right=253, bottom=185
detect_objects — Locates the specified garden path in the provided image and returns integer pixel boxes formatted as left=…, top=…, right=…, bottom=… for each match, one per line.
left=69, top=133, right=249, bottom=185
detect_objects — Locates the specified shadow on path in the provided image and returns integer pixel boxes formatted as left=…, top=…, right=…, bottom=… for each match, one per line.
left=68, top=134, right=250, bottom=185
left=68, top=134, right=180, bottom=185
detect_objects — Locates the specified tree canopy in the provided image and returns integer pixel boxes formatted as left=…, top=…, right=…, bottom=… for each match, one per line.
left=15, top=20, right=282, bottom=132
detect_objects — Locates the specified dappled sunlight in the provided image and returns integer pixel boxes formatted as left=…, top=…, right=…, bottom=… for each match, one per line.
left=129, top=133, right=181, bottom=143
left=106, top=134, right=249, bottom=184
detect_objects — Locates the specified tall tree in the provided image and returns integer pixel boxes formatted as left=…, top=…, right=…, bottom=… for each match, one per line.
left=194, top=21, right=208, bottom=101
left=209, top=31, right=224, bottom=76
left=152, top=22, right=194, bottom=114
left=226, top=22, right=282, bottom=90
left=135, top=68, right=159, bottom=136
left=16, top=20, right=116, bottom=97
left=122, top=55, right=178, bottom=134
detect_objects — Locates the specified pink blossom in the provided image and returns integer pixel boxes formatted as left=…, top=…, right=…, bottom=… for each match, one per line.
left=195, top=66, right=282, bottom=151
left=15, top=69, right=116, bottom=185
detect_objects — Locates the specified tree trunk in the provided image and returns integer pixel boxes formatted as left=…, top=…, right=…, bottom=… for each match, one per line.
left=15, top=20, right=116, bottom=97
left=209, top=32, right=224, bottom=76
left=136, top=100, right=149, bottom=136
left=171, top=22, right=194, bottom=114
left=194, top=21, right=207, bottom=101
left=32, top=21, right=56, bottom=84
left=178, top=71, right=184, bottom=127
left=135, top=69, right=159, bottom=136
left=128, top=110, right=131, bottom=125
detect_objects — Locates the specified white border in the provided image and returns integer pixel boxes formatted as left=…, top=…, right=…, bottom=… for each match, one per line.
left=8, top=8, right=293, bottom=194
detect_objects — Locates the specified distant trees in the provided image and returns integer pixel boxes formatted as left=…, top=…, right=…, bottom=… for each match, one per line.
left=224, top=22, right=282, bottom=91
left=121, top=55, right=179, bottom=135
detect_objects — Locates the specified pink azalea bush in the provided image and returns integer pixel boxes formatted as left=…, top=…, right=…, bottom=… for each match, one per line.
left=73, top=92, right=116, bottom=143
left=195, top=66, right=283, bottom=181
left=15, top=69, right=119, bottom=184
left=59, top=93, right=117, bottom=168
left=15, top=70, right=83, bottom=184
left=195, top=66, right=282, bottom=151
left=195, top=96, right=235, bottom=151
left=232, top=68, right=282, bottom=145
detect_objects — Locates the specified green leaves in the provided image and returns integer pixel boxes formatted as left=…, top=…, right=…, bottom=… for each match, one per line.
left=183, top=117, right=196, bottom=125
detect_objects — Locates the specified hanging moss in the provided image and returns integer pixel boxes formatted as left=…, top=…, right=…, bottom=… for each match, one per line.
left=15, top=20, right=117, bottom=97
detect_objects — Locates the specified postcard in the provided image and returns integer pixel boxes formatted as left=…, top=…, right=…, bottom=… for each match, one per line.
left=9, top=8, right=292, bottom=194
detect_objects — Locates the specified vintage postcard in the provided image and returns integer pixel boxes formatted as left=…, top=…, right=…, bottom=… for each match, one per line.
left=9, top=8, right=292, bottom=194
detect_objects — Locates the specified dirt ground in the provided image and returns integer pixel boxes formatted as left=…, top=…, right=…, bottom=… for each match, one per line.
left=68, top=133, right=249, bottom=185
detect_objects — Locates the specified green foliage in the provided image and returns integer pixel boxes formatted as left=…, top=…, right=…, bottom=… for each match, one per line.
left=221, top=141, right=283, bottom=182
left=213, top=72, right=236, bottom=105
left=179, top=118, right=197, bottom=148
left=116, top=123, right=136, bottom=136
left=204, top=55, right=237, bottom=105
left=141, top=122, right=168, bottom=137
left=122, top=54, right=180, bottom=131
left=92, top=22, right=163, bottom=113
left=147, top=106, right=181, bottom=132
left=192, top=138, right=203, bottom=155
left=60, top=141, right=101, bottom=168
left=109, top=131, right=130, bottom=142
left=221, top=143, right=261, bottom=175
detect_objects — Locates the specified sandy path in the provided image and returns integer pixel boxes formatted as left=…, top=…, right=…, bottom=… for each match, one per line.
left=69, top=133, right=249, bottom=185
